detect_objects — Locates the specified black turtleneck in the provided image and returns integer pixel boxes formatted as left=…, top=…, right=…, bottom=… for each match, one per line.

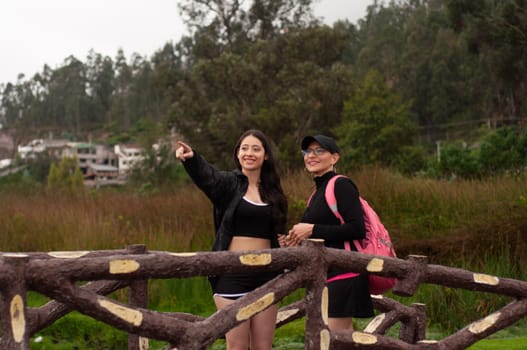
left=301, top=171, right=366, bottom=250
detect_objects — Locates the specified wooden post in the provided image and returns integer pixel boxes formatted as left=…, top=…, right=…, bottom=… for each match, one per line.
left=0, top=254, right=30, bottom=350
left=302, top=240, right=330, bottom=350
left=127, top=244, right=149, bottom=350
left=399, top=303, right=426, bottom=343
left=393, top=255, right=428, bottom=297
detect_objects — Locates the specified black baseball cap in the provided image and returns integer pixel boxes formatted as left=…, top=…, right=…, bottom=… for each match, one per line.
left=301, top=135, right=340, bottom=154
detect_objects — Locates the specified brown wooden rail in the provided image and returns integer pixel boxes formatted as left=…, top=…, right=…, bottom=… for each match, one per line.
left=0, top=240, right=526, bottom=349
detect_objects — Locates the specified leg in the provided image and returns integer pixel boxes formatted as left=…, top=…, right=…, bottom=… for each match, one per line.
left=214, top=295, right=250, bottom=350
left=249, top=304, right=278, bottom=350
left=328, top=317, right=354, bottom=331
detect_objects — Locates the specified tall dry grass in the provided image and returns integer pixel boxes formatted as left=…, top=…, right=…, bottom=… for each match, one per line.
left=1, top=186, right=214, bottom=253
left=2, top=168, right=526, bottom=271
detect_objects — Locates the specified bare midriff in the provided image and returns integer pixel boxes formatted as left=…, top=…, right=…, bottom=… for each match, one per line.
left=228, top=236, right=271, bottom=251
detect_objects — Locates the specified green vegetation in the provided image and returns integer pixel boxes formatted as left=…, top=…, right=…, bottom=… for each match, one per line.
left=47, top=156, right=84, bottom=194
left=2, top=169, right=527, bottom=349
left=336, top=69, right=417, bottom=170
left=468, top=338, right=527, bottom=350
left=3, top=0, right=527, bottom=176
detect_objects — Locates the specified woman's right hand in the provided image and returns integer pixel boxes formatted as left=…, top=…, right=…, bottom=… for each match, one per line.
left=174, top=140, right=194, bottom=161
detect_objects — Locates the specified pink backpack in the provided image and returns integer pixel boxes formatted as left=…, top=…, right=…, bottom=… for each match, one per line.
left=308, top=175, right=397, bottom=295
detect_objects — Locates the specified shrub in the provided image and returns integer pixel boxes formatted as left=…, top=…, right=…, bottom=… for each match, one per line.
left=436, top=142, right=480, bottom=179
left=477, top=127, right=525, bottom=175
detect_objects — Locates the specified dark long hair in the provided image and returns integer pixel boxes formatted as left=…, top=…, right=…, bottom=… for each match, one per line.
left=233, top=129, right=288, bottom=234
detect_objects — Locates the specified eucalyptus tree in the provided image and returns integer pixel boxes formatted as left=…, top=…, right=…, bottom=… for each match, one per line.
left=178, top=0, right=314, bottom=59
left=171, top=0, right=342, bottom=167
left=85, top=50, right=115, bottom=125
left=446, top=0, right=527, bottom=120
left=151, top=42, right=186, bottom=119
left=396, top=0, right=475, bottom=142
left=0, top=71, right=52, bottom=144
left=45, top=55, right=89, bottom=135
left=1, top=82, right=21, bottom=130
left=335, top=69, right=417, bottom=170
left=354, top=0, right=411, bottom=85
left=1, top=82, right=29, bottom=147
left=170, top=23, right=354, bottom=168
left=247, top=26, right=355, bottom=168
left=353, top=0, right=496, bottom=145
left=108, top=49, right=133, bottom=130
left=108, top=49, right=169, bottom=137
left=128, top=54, right=156, bottom=125
left=2, top=64, right=73, bottom=140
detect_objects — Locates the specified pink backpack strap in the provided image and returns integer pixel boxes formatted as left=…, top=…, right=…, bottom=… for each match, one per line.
left=324, top=175, right=345, bottom=224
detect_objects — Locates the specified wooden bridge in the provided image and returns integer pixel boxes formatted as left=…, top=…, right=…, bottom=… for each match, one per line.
left=1, top=240, right=526, bottom=349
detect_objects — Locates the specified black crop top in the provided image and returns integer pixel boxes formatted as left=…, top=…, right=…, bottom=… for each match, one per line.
left=232, top=197, right=274, bottom=239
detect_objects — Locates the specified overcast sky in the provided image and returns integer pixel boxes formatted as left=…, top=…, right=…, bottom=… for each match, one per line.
left=0, top=0, right=373, bottom=85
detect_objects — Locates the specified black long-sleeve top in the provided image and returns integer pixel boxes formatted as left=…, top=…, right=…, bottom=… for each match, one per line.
left=301, top=171, right=366, bottom=251
left=182, top=151, right=282, bottom=252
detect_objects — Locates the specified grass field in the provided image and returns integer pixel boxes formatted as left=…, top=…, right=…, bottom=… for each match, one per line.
left=3, top=168, right=527, bottom=349
left=468, top=337, right=527, bottom=350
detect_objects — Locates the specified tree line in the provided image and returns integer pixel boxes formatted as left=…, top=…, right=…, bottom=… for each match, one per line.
left=1, top=0, right=526, bottom=179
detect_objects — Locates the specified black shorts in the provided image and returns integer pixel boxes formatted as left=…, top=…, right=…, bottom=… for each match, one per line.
left=213, top=271, right=280, bottom=299
left=327, top=274, right=374, bottom=318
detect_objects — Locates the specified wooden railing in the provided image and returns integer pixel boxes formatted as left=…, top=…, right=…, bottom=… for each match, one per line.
left=1, top=240, right=526, bottom=349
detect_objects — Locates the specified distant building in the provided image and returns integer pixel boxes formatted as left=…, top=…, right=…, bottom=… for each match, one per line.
left=43, top=139, right=70, bottom=158
left=16, top=139, right=118, bottom=176
left=10, top=138, right=146, bottom=185
left=85, top=163, right=119, bottom=180
left=17, top=139, right=69, bottom=159
left=114, top=143, right=144, bottom=175
left=63, top=142, right=118, bottom=175
left=0, top=158, right=12, bottom=169
left=83, top=163, right=124, bottom=188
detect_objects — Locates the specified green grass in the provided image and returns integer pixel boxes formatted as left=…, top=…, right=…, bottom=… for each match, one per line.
left=468, top=337, right=527, bottom=350
left=30, top=316, right=527, bottom=350
left=31, top=312, right=128, bottom=350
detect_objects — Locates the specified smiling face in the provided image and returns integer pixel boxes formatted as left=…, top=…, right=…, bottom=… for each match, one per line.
left=237, top=135, right=267, bottom=173
left=303, top=141, right=339, bottom=177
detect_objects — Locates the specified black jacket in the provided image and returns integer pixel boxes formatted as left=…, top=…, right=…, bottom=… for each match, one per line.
left=182, top=151, right=281, bottom=251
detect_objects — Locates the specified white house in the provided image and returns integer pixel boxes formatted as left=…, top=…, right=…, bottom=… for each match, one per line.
left=114, top=143, right=144, bottom=175
left=17, top=139, right=69, bottom=159
left=0, top=158, right=12, bottom=169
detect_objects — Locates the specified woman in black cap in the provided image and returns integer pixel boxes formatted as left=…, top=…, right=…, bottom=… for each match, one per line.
left=174, top=129, right=288, bottom=349
left=283, top=134, right=374, bottom=330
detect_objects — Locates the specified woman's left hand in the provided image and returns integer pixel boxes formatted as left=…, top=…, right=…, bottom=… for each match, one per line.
left=286, top=223, right=314, bottom=246
left=278, top=234, right=288, bottom=247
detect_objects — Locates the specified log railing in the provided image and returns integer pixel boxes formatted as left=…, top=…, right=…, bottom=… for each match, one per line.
left=1, top=240, right=526, bottom=349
